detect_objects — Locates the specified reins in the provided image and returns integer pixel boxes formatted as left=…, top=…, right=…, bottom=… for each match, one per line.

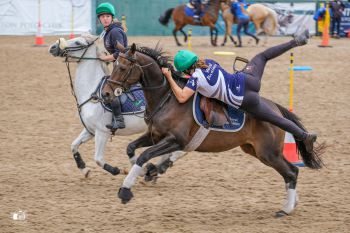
left=63, top=38, right=105, bottom=136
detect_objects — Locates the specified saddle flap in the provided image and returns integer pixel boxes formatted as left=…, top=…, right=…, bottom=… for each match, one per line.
left=200, top=96, right=230, bottom=127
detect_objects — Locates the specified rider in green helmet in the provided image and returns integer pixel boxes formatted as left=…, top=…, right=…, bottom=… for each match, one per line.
left=97, top=2, right=128, bottom=133
left=174, top=50, right=198, bottom=72
left=164, top=29, right=317, bottom=153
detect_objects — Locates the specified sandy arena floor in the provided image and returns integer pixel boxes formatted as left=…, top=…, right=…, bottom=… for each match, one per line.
left=0, top=35, right=349, bottom=233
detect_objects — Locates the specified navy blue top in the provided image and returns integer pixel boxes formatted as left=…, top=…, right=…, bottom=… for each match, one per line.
left=103, top=22, right=128, bottom=59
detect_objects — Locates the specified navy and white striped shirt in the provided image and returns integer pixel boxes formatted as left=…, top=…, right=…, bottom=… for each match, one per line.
left=185, top=59, right=245, bottom=108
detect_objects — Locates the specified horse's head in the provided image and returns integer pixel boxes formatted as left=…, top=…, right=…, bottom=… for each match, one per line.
left=102, top=43, right=145, bottom=103
left=49, top=34, right=103, bottom=61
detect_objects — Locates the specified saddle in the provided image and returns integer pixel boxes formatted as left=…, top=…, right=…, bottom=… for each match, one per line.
left=199, top=97, right=230, bottom=128
left=193, top=93, right=245, bottom=132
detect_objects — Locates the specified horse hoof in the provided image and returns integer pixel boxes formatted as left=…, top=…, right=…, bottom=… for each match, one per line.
left=118, top=187, right=133, bottom=204
left=221, top=43, right=225, bottom=46
left=144, top=163, right=158, bottom=182
left=82, top=167, right=90, bottom=178
left=177, top=43, right=182, bottom=47
left=275, top=210, right=288, bottom=218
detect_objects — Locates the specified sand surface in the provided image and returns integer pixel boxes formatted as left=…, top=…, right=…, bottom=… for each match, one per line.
left=0, top=35, right=349, bottom=233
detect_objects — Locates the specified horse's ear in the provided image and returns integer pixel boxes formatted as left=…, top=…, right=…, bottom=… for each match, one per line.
left=130, top=43, right=136, bottom=55
left=116, top=42, right=125, bottom=53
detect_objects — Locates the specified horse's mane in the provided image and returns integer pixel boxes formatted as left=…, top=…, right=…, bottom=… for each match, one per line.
left=132, top=44, right=189, bottom=85
left=135, top=43, right=171, bottom=67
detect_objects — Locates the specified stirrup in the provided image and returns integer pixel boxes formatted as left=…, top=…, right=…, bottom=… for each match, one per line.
left=233, top=56, right=249, bottom=73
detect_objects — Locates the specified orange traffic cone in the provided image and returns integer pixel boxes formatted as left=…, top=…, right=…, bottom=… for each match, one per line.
left=33, top=21, right=46, bottom=47
left=283, top=132, right=305, bottom=167
left=34, top=33, right=45, bottom=46
left=318, top=5, right=332, bottom=47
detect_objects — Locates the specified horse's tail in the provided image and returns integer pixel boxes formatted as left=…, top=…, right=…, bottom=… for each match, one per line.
left=275, top=103, right=325, bottom=169
left=159, top=8, right=174, bottom=26
left=263, top=8, right=278, bottom=35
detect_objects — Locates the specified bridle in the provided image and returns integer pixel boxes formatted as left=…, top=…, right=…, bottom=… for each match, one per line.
left=60, top=37, right=100, bottom=63
left=105, top=53, right=167, bottom=95
left=61, top=37, right=106, bottom=136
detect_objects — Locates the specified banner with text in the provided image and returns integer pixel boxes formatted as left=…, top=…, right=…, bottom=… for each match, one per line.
left=264, top=2, right=316, bottom=35
left=340, top=2, right=350, bottom=36
left=0, top=0, right=91, bottom=35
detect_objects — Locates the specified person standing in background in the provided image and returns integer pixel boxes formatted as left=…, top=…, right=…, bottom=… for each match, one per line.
left=329, top=0, right=345, bottom=38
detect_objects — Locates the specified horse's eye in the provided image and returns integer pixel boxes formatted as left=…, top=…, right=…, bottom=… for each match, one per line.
left=75, top=41, right=82, bottom=46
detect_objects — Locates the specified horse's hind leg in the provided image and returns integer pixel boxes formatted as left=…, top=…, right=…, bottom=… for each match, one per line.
left=209, top=26, right=218, bottom=46
left=94, top=130, right=126, bottom=176
left=179, top=28, right=188, bottom=43
left=251, top=138, right=299, bottom=217
left=173, top=25, right=183, bottom=46
left=71, top=128, right=93, bottom=178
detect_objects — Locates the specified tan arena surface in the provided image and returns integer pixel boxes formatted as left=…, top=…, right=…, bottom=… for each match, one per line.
left=0, top=35, right=349, bottom=233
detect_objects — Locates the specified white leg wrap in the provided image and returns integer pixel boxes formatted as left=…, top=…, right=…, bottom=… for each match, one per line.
left=129, top=155, right=137, bottom=166
left=122, top=164, right=143, bottom=189
left=169, top=151, right=187, bottom=163
left=282, top=188, right=297, bottom=214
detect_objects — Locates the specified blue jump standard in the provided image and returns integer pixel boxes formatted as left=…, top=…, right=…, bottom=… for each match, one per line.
left=288, top=66, right=313, bottom=71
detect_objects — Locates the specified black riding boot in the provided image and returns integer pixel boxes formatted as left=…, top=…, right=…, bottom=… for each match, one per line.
left=193, top=4, right=201, bottom=23
left=193, top=14, right=201, bottom=23
left=106, top=97, right=125, bottom=133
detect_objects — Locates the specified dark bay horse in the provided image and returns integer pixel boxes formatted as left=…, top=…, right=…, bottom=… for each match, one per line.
left=102, top=43, right=324, bottom=217
left=158, top=0, right=224, bottom=46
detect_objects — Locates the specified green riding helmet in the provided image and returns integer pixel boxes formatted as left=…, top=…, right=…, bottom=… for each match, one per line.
left=174, top=50, right=198, bottom=72
left=96, top=2, right=116, bottom=17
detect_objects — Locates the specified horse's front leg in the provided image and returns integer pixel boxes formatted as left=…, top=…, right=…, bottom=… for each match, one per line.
left=127, top=132, right=154, bottom=165
left=144, top=151, right=188, bottom=182
left=94, top=130, right=126, bottom=176
left=118, top=134, right=182, bottom=204
left=71, top=128, right=93, bottom=178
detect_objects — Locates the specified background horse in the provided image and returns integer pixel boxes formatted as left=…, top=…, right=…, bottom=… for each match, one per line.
left=49, top=35, right=186, bottom=178
left=103, top=43, right=324, bottom=217
left=220, top=1, right=278, bottom=46
left=158, top=0, right=224, bottom=46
